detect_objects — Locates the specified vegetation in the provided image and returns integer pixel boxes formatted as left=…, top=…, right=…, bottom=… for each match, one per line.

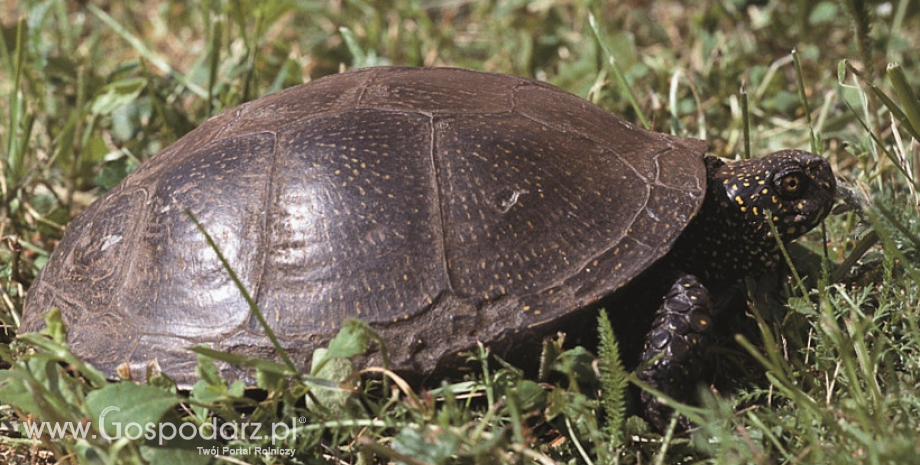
left=2, top=0, right=919, bottom=463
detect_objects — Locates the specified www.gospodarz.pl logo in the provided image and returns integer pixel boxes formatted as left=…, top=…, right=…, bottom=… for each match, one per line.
left=21, top=406, right=299, bottom=447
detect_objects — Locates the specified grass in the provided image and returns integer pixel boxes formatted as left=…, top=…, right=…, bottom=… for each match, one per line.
left=2, top=0, right=919, bottom=463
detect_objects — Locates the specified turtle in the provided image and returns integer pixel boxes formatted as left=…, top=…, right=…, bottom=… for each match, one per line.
left=20, top=67, right=836, bottom=428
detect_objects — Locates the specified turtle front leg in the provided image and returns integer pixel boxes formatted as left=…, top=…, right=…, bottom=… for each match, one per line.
left=637, top=274, right=714, bottom=431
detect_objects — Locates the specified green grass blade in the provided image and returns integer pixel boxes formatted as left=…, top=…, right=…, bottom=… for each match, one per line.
left=585, top=8, right=648, bottom=129
left=207, top=19, right=223, bottom=116
left=764, top=210, right=808, bottom=297
left=668, top=69, right=682, bottom=135
left=887, top=62, right=920, bottom=140
left=869, top=206, right=920, bottom=285
left=86, top=4, right=208, bottom=98
left=740, top=81, right=751, bottom=159
left=5, top=18, right=27, bottom=185
left=841, top=59, right=920, bottom=140
left=793, top=48, right=820, bottom=153
left=184, top=208, right=298, bottom=373
left=841, top=97, right=918, bottom=189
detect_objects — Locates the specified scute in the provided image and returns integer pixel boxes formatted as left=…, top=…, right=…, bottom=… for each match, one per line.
left=435, top=111, right=652, bottom=299
left=21, top=67, right=708, bottom=385
left=259, top=109, right=448, bottom=333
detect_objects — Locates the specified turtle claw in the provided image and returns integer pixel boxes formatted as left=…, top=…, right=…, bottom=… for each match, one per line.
left=637, top=274, right=713, bottom=431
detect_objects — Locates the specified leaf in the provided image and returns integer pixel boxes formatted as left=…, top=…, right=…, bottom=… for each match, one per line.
left=39, top=306, right=67, bottom=343
left=82, top=135, right=110, bottom=165
left=16, top=309, right=108, bottom=388
left=139, top=416, right=219, bottom=465
left=549, top=345, right=597, bottom=387
left=89, top=77, right=147, bottom=116
left=0, top=363, right=47, bottom=418
left=190, top=372, right=246, bottom=404
left=787, top=296, right=819, bottom=317
left=85, top=383, right=181, bottom=440
left=597, top=310, right=628, bottom=444
left=141, top=440, right=213, bottom=465
left=392, top=426, right=460, bottom=464
left=305, top=348, right=357, bottom=413
left=511, top=380, right=546, bottom=412
left=311, top=319, right=371, bottom=375
left=195, top=347, right=222, bottom=386
left=808, top=2, right=838, bottom=25
left=95, top=156, right=132, bottom=191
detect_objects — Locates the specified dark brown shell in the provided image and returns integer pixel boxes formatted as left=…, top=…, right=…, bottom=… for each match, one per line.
left=22, top=67, right=708, bottom=385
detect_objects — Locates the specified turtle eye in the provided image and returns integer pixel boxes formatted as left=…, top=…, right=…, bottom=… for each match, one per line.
left=774, top=170, right=807, bottom=199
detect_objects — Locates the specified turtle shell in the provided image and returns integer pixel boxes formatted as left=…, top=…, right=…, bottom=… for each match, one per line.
left=21, top=67, right=708, bottom=385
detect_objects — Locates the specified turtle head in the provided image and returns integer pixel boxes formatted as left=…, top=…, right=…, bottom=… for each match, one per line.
left=674, top=150, right=835, bottom=284
left=712, top=149, right=836, bottom=245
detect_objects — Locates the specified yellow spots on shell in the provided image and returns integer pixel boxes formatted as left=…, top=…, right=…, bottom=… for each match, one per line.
left=734, top=195, right=745, bottom=205
left=761, top=187, right=769, bottom=195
